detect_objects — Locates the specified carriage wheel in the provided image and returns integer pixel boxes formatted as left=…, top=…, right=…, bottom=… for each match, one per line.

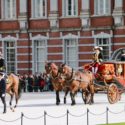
left=107, top=83, right=119, bottom=104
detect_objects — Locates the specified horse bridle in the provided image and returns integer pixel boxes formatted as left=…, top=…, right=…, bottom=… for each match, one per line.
left=46, top=63, right=60, bottom=80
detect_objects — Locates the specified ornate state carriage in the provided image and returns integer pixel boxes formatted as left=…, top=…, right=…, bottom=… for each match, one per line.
left=83, top=61, right=125, bottom=104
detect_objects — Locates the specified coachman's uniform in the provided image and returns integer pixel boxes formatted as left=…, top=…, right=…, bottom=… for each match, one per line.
left=92, top=46, right=103, bottom=74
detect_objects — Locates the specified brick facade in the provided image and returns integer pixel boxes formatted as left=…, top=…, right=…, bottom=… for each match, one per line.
left=0, top=0, right=125, bottom=74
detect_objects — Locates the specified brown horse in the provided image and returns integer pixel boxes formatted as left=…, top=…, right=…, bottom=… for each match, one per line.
left=45, top=62, right=70, bottom=105
left=59, top=64, right=95, bottom=105
left=6, top=73, right=21, bottom=111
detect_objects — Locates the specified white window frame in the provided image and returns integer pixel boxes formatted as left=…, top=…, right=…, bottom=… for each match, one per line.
left=62, top=34, right=78, bottom=69
left=1, top=35, right=17, bottom=74
left=62, top=0, right=78, bottom=17
left=94, top=0, right=111, bottom=16
left=32, top=35, right=48, bottom=74
left=5, top=41, right=16, bottom=73
left=1, top=0, right=16, bottom=20
left=93, top=32, right=112, bottom=61
left=31, top=0, right=47, bottom=19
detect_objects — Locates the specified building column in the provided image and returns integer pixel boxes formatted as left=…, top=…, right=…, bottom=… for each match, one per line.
left=80, top=0, right=90, bottom=28
left=18, top=0, right=28, bottom=30
left=49, top=0, right=58, bottom=29
left=113, top=0, right=124, bottom=26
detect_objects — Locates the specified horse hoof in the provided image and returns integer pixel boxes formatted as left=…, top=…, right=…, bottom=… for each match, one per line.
left=3, top=111, right=6, bottom=114
left=12, top=109, right=15, bottom=112
left=71, top=103, right=75, bottom=106
left=64, top=100, right=66, bottom=104
left=10, top=107, right=15, bottom=112
left=56, top=102, right=60, bottom=105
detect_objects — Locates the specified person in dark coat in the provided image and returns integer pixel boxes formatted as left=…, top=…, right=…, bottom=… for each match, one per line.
left=120, top=50, right=125, bottom=61
left=0, top=72, right=6, bottom=113
left=0, top=51, right=5, bottom=73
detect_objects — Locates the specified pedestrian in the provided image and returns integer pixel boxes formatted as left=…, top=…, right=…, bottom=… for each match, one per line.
left=92, top=46, right=103, bottom=74
left=120, top=50, right=125, bottom=61
left=0, top=72, right=6, bottom=113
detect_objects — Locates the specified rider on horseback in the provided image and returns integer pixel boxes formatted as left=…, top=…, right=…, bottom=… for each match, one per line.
left=92, top=46, right=103, bottom=74
left=0, top=72, right=6, bottom=113
left=0, top=51, right=6, bottom=73
left=0, top=51, right=6, bottom=113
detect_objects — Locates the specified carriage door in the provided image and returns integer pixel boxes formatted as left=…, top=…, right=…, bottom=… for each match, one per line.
left=4, top=41, right=16, bottom=73
left=33, top=39, right=47, bottom=73
left=64, top=39, right=78, bottom=69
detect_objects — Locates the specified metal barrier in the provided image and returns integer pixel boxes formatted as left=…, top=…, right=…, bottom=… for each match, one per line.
left=0, top=107, right=125, bottom=125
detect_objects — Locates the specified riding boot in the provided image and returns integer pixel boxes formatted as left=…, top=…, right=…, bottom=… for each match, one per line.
left=1, top=97, right=6, bottom=113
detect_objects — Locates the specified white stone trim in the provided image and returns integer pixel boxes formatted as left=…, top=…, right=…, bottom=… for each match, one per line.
left=30, top=34, right=48, bottom=40
left=93, top=32, right=112, bottom=38
left=2, top=35, right=18, bottom=41
left=62, top=33, right=78, bottom=39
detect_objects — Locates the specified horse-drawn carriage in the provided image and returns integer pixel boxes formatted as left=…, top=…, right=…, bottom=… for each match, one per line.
left=45, top=61, right=125, bottom=105
left=83, top=61, right=125, bottom=104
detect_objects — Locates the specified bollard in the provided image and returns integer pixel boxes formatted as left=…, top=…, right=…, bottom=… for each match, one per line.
left=44, top=111, right=46, bottom=125
left=106, top=107, right=109, bottom=124
left=87, top=108, right=89, bottom=125
left=21, top=112, right=24, bottom=125
left=67, top=110, right=69, bottom=125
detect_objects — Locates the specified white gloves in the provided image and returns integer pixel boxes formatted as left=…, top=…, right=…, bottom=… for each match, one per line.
left=2, top=94, right=5, bottom=97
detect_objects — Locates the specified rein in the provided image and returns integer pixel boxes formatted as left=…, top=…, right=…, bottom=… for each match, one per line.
left=65, top=68, right=75, bottom=83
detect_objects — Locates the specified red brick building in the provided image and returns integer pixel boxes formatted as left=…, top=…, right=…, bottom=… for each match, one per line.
left=0, top=0, right=125, bottom=74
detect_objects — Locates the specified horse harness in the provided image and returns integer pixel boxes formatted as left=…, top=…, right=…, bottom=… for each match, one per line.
left=65, top=68, right=91, bottom=85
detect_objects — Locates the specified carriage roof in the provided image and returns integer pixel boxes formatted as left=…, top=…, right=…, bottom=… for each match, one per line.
left=102, top=60, right=125, bottom=64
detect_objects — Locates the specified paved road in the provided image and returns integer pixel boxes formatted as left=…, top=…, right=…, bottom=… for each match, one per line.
left=1, top=92, right=125, bottom=125
left=6, top=91, right=125, bottom=104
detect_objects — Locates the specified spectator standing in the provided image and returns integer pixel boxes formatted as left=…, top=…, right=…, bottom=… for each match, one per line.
left=39, top=74, right=45, bottom=92
left=27, top=74, right=34, bottom=92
